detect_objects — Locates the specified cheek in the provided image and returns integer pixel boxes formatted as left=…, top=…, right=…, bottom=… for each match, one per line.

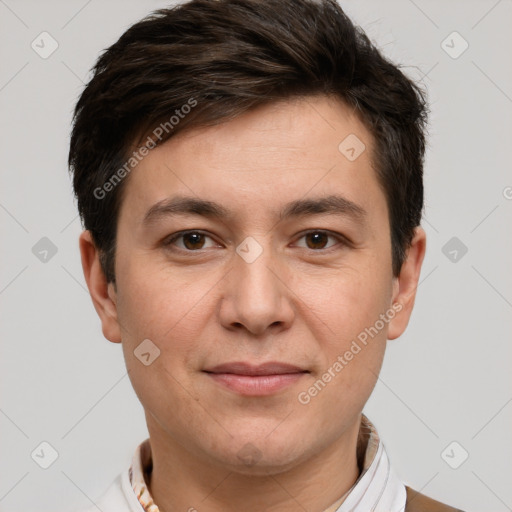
left=115, top=265, right=206, bottom=412
left=294, top=254, right=392, bottom=407
left=116, top=256, right=209, bottom=339
left=298, top=283, right=387, bottom=426
left=126, top=360, right=205, bottom=442
left=114, top=262, right=217, bottom=405
left=303, top=262, right=393, bottom=345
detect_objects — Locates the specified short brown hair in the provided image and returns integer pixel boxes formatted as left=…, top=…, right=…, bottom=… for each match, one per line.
left=68, top=0, right=428, bottom=283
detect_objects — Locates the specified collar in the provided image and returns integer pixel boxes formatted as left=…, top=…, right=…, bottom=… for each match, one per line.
left=128, top=415, right=406, bottom=512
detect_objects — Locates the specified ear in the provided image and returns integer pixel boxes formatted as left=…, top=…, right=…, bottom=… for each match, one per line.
left=387, top=226, right=427, bottom=340
left=79, top=230, right=122, bottom=343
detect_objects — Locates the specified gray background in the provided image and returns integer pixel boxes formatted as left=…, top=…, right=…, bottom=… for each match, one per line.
left=1, top=1, right=511, bottom=511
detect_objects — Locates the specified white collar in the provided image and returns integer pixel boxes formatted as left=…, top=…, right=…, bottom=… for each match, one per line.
left=333, top=439, right=406, bottom=511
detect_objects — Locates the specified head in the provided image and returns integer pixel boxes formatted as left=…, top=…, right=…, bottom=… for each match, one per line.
left=71, top=0, right=427, bottom=474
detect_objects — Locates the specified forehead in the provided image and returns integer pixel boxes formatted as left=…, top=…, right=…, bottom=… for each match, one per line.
left=118, top=95, right=386, bottom=227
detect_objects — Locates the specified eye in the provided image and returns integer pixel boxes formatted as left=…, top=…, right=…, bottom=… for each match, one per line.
left=294, top=230, right=346, bottom=251
left=163, top=229, right=348, bottom=253
left=163, top=230, right=219, bottom=251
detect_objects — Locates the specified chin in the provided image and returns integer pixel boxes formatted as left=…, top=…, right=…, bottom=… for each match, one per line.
left=208, top=428, right=313, bottom=476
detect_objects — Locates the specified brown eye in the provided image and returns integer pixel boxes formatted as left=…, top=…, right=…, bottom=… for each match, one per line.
left=304, top=232, right=329, bottom=249
left=164, top=231, right=217, bottom=251
left=295, top=230, right=344, bottom=251
left=182, top=232, right=206, bottom=250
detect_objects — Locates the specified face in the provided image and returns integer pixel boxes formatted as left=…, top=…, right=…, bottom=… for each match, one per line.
left=81, top=94, right=425, bottom=475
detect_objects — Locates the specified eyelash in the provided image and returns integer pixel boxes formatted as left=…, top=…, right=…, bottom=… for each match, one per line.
left=162, top=229, right=349, bottom=253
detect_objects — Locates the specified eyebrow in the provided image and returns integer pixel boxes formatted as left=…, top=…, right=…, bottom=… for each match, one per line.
left=142, top=194, right=367, bottom=226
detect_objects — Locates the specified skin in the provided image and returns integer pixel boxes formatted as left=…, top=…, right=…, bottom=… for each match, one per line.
left=80, top=94, right=426, bottom=512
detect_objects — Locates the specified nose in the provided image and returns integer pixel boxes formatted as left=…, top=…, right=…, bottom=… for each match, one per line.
left=218, top=240, right=295, bottom=337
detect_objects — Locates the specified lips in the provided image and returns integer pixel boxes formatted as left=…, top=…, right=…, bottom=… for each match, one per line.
left=204, top=361, right=308, bottom=376
left=203, top=361, right=309, bottom=396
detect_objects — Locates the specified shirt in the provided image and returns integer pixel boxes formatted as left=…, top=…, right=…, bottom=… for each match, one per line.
left=77, top=415, right=406, bottom=512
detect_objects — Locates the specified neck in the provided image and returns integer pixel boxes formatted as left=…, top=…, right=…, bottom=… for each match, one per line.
left=145, top=415, right=363, bottom=512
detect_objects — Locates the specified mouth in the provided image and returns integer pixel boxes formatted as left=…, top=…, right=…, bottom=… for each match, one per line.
left=203, top=361, right=309, bottom=396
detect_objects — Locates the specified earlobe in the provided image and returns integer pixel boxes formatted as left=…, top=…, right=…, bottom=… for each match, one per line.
left=79, top=230, right=122, bottom=344
left=387, top=227, right=427, bottom=341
